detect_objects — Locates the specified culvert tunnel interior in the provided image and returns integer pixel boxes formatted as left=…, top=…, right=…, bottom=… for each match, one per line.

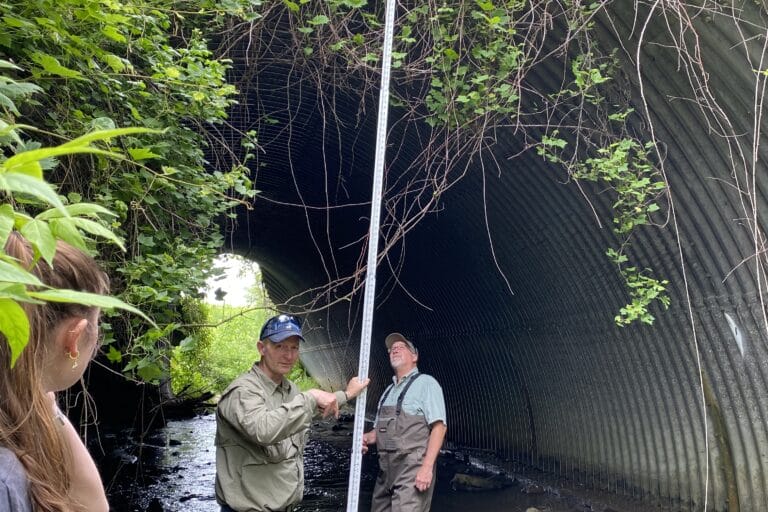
left=216, top=2, right=768, bottom=510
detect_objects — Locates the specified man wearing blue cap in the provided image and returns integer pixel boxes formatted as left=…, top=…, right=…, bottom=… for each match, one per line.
left=215, top=314, right=369, bottom=512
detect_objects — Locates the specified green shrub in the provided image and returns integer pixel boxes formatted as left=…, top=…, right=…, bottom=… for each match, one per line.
left=171, top=303, right=318, bottom=396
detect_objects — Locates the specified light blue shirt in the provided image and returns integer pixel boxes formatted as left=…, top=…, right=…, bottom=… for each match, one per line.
left=0, top=446, right=32, bottom=512
left=376, top=367, right=446, bottom=426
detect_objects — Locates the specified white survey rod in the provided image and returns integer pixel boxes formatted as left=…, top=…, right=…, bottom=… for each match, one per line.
left=345, top=0, right=397, bottom=507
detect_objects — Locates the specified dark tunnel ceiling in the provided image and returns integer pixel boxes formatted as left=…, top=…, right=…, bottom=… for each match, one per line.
left=216, top=1, right=768, bottom=510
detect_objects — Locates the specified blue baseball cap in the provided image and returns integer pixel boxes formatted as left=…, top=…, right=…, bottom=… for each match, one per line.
left=260, top=314, right=305, bottom=343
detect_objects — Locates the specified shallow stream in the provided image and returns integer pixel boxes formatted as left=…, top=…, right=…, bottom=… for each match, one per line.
left=98, top=413, right=649, bottom=512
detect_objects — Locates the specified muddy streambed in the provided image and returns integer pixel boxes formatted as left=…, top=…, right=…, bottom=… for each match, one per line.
left=97, top=413, right=656, bottom=512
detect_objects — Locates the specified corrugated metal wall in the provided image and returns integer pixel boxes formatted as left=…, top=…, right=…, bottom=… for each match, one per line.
left=223, top=1, right=768, bottom=509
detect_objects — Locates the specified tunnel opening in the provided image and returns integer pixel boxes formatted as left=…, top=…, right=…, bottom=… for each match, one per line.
left=207, top=2, right=768, bottom=510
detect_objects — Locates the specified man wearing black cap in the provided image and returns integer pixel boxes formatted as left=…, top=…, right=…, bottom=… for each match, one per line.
left=215, top=314, right=369, bottom=512
left=362, top=332, right=447, bottom=512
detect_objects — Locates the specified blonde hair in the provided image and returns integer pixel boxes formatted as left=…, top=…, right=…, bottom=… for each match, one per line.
left=0, top=231, right=109, bottom=511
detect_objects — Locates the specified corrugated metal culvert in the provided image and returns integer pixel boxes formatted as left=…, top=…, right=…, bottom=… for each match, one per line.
left=216, top=1, right=768, bottom=510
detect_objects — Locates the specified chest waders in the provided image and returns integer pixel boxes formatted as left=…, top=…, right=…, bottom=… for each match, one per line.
left=371, top=374, right=435, bottom=512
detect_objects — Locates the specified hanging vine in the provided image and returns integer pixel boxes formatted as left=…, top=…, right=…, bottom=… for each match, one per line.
left=216, top=0, right=678, bottom=326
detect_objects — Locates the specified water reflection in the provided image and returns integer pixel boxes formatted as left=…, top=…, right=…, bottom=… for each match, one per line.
left=101, top=414, right=641, bottom=512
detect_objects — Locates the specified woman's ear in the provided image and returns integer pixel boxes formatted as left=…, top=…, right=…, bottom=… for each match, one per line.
left=60, top=317, right=89, bottom=356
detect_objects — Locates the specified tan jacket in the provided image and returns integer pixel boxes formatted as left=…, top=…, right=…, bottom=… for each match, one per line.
left=214, top=364, right=347, bottom=511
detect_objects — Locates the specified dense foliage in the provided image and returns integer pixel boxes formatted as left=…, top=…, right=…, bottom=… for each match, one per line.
left=226, top=0, right=672, bottom=325
left=172, top=302, right=318, bottom=395
left=2, top=0, right=693, bottom=390
left=0, top=92, right=153, bottom=366
left=0, top=0, right=255, bottom=382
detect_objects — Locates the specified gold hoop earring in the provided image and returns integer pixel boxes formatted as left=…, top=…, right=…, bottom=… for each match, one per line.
left=67, top=351, right=79, bottom=370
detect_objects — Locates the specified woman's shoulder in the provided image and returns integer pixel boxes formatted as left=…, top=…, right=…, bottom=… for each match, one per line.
left=0, top=446, right=32, bottom=511
left=0, top=446, right=26, bottom=482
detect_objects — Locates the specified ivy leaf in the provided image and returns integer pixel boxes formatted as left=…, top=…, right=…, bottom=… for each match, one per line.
left=106, top=345, right=123, bottom=363
left=0, top=298, right=30, bottom=367
left=475, top=0, right=495, bottom=11
left=443, top=48, right=459, bottom=61
left=137, top=360, right=163, bottom=383
left=101, top=25, right=126, bottom=43
left=102, top=53, right=126, bottom=73
left=282, top=0, right=300, bottom=11
left=127, top=148, right=161, bottom=161
left=308, top=15, right=329, bottom=25
left=30, top=52, right=82, bottom=79
left=90, top=117, right=116, bottom=132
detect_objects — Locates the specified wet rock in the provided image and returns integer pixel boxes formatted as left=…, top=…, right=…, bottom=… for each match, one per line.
left=450, top=472, right=513, bottom=491
left=146, top=498, right=163, bottom=512
left=522, top=483, right=545, bottom=495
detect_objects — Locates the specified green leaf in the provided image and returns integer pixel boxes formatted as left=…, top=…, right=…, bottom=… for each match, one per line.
left=90, top=117, right=116, bottom=132
left=137, top=361, right=163, bottom=382
left=0, top=259, right=43, bottom=286
left=0, top=173, right=66, bottom=211
left=0, top=298, right=30, bottom=367
left=60, top=127, right=162, bottom=148
left=36, top=203, right=117, bottom=220
left=308, top=15, right=329, bottom=25
left=0, top=282, right=40, bottom=303
left=20, top=220, right=56, bottom=266
left=48, top=218, right=88, bottom=252
left=127, top=148, right=161, bottom=161
left=106, top=345, right=122, bottom=363
left=0, top=204, right=13, bottom=249
left=0, top=91, right=19, bottom=115
left=101, top=25, right=126, bottom=43
left=0, top=59, right=23, bottom=70
left=69, top=217, right=125, bottom=250
left=443, top=48, right=459, bottom=61
left=102, top=53, right=126, bottom=73
left=28, top=289, right=154, bottom=325
left=3, top=147, right=120, bottom=176
left=30, top=53, right=82, bottom=79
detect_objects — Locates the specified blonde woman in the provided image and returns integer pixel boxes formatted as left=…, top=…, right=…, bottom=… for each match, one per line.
left=0, top=232, right=110, bottom=511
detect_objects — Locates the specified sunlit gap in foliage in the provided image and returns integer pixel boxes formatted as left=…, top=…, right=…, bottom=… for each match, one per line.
left=202, top=253, right=262, bottom=306
left=173, top=254, right=317, bottom=396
